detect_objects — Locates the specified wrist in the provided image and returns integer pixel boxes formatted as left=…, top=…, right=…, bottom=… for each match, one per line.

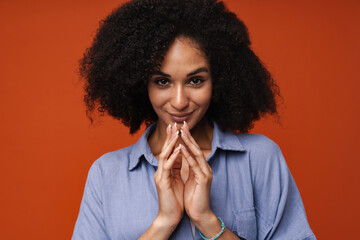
left=139, top=216, right=178, bottom=240
left=139, top=215, right=179, bottom=240
left=192, top=212, right=222, bottom=238
left=153, top=215, right=179, bottom=232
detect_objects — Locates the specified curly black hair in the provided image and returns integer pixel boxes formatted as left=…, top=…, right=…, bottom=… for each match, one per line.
left=80, top=0, right=281, bottom=134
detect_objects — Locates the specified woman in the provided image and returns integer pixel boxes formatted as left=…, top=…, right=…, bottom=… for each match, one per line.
left=72, top=0, right=316, bottom=239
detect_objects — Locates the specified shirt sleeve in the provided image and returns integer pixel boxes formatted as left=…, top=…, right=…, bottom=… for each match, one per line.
left=251, top=139, right=316, bottom=240
left=72, top=161, right=110, bottom=240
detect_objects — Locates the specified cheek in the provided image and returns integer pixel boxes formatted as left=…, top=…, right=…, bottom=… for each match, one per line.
left=147, top=86, right=158, bottom=110
left=148, top=87, right=168, bottom=108
left=196, top=85, right=212, bottom=108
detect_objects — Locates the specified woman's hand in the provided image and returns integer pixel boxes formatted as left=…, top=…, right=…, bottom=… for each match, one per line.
left=142, top=122, right=239, bottom=240
left=180, top=121, right=216, bottom=227
left=153, top=123, right=184, bottom=229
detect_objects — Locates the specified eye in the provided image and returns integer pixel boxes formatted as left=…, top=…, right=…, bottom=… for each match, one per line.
left=154, top=78, right=170, bottom=86
left=188, top=77, right=204, bottom=85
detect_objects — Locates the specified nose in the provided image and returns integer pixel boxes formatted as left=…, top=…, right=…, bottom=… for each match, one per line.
left=170, top=84, right=189, bottom=111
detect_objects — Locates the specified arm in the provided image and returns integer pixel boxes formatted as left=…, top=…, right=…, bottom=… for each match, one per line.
left=139, top=123, right=184, bottom=240
left=72, top=161, right=110, bottom=240
left=180, top=121, right=241, bottom=240
left=74, top=124, right=184, bottom=240
left=138, top=217, right=179, bottom=240
left=251, top=138, right=316, bottom=240
left=192, top=213, right=244, bottom=240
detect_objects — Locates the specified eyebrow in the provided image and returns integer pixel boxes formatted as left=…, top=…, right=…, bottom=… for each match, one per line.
left=151, top=71, right=171, bottom=77
left=187, top=67, right=208, bottom=77
left=151, top=67, right=209, bottom=78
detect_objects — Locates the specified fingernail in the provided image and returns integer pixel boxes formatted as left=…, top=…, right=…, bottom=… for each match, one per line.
left=180, top=129, right=186, bottom=137
left=168, top=124, right=171, bottom=129
left=172, top=131, right=178, bottom=140
left=174, top=122, right=177, bottom=128
left=178, top=144, right=182, bottom=150
left=176, top=130, right=179, bottom=135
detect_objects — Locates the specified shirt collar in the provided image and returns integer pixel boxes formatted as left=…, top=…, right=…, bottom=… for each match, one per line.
left=211, top=121, right=246, bottom=152
left=128, top=121, right=245, bottom=171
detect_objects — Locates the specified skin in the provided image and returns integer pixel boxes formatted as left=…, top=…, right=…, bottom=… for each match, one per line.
left=147, top=36, right=213, bottom=156
left=140, top=37, right=239, bottom=240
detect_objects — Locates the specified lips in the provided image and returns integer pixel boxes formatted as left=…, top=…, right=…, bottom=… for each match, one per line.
left=169, top=111, right=194, bottom=122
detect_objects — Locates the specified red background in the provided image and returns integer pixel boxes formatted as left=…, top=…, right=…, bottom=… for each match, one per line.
left=1, top=0, right=359, bottom=239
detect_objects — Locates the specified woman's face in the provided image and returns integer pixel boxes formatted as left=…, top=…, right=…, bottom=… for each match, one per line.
left=148, top=37, right=212, bottom=130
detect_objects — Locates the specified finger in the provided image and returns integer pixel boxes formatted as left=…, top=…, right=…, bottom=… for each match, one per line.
left=164, top=123, right=172, bottom=145
left=180, top=128, right=202, bottom=157
left=179, top=144, right=206, bottom=179
left=162, top=145, right=181, bottom=177
left=161, top=123, right=176, bottom=151
left=187, top=165, right=197, bottom=184
left=160, top=129, right=179, bottom=161
left=160, top=123, right=179, bottom=161
left=181, top=126, right=212, bottom=175
left=182, top=121, right=200, bottom=148
left=158, top=124, right=173, bottom=169
left=172, top=122, right=178, bottom=135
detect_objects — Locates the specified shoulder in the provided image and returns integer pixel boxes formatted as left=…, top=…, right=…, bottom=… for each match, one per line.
left=88, top=124, right=155, bottom=177
left=235, top=133, right=281, bottom=157
left=88, top=144, right=136, bottom=178
left=233, top=133, right=287, bottom=180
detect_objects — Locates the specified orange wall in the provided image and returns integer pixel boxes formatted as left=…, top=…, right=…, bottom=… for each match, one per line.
left=0, top=0, right=359, bottom=239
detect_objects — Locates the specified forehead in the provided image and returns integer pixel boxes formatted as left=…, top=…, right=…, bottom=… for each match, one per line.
left=159, top=37, right=209, bottom=73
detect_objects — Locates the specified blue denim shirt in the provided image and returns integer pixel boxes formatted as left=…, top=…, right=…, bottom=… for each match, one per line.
left=72, top=122, right=316, bottom=240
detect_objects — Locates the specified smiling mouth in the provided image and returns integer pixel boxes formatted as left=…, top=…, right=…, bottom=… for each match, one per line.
left=169, top=111, right=194, bottom=122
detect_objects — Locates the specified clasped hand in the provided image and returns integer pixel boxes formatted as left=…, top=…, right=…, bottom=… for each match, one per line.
left=154, top=122, right=214, bottom=230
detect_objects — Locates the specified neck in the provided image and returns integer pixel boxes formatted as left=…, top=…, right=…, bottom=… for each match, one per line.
left=187, top=117, right=213, bottom=150
left=148, top=118, right=213, bottom=157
